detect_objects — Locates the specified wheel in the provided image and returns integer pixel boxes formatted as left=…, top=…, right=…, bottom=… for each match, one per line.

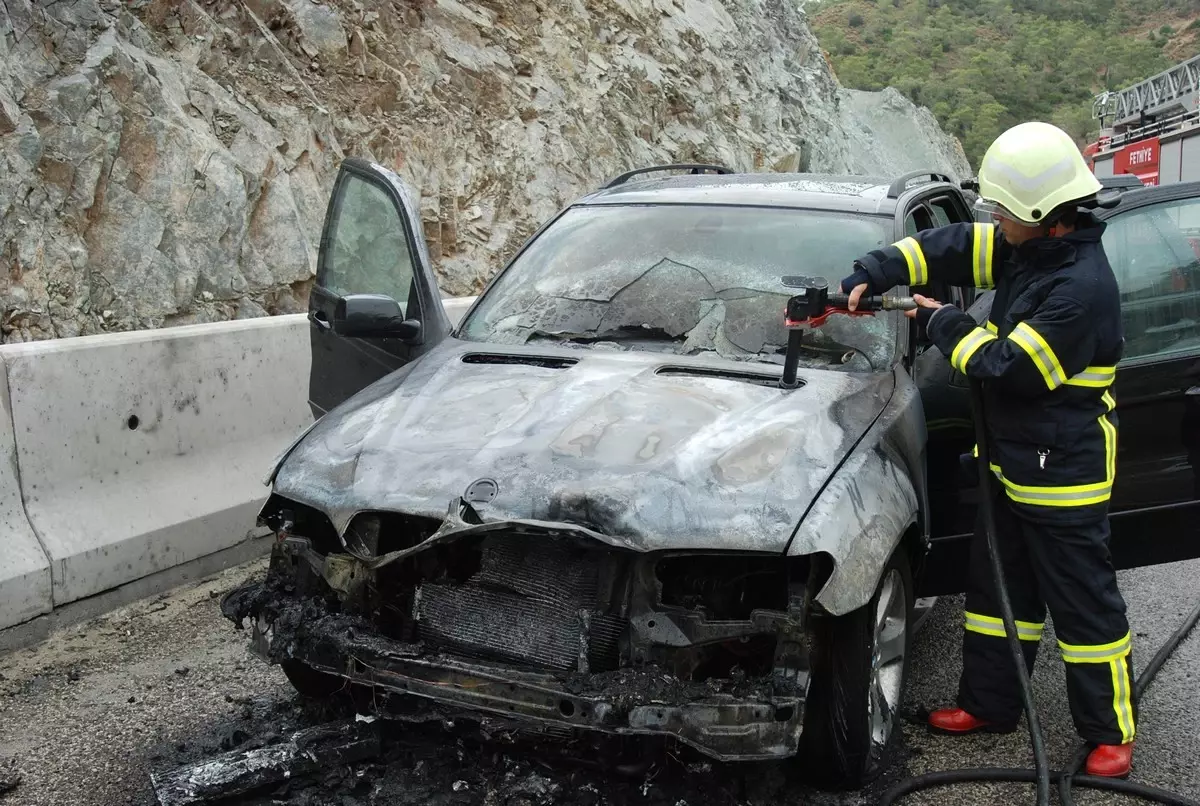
left=280, top=659, right=348, bottom=699
left=797, top=548, right=913, bottom=790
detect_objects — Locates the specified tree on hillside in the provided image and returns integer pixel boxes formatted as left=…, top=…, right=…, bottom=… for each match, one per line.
left=809, top=0, right=1179, bottom=166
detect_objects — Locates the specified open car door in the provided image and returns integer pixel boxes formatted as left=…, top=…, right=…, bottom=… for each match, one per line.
left=307, top=158, right=452, bottom=417
left=1092, top=186, right=1200, bottom=567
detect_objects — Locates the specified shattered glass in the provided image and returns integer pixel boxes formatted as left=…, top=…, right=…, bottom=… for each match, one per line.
left=459, top=204, right=899, bottom=370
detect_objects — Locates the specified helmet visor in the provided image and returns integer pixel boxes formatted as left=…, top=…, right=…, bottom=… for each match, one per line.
left=972, top=196, right=1042, bottom=225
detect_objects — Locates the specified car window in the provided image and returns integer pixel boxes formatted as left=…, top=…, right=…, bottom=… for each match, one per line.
left=318, top=174, right=414, bottom=307
left=904, top=202, right=975, bottom=311
left=904, top=213, right=920, bottom=237
left=905, top=204, right=934, bottom=237
left=929, top=199, right=953, bottom=227
left=459, top=205, right=899, bottom=372
left=1102, top=196, right=1200, bottom=362
left=929, top=195, right=978, bottom=307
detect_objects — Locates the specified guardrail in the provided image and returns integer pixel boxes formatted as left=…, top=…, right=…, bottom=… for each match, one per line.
left=0, top=296, right=476, bottom=634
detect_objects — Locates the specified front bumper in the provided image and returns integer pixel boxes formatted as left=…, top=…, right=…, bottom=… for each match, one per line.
left=251, top=609, right=805, bottom=762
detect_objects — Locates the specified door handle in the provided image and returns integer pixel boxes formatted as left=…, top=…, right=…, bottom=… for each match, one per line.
left=309, top=310, right=331, bottom=332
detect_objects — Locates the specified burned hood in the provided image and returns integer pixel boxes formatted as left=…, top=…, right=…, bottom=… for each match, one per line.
left=271, top=341, right=896, bottom=553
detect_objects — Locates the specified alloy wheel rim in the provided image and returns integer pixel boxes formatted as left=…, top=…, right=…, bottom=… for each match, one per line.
left=868, top=568, right=908, bottom=757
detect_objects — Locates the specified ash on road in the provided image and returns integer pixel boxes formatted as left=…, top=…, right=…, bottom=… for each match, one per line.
left=1, top=557, right=1198, bottom=806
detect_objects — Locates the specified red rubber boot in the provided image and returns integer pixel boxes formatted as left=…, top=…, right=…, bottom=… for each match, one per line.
left=928, top=707, right=1012, bottom=734
left=1086, top=743, right=1133, bottom=778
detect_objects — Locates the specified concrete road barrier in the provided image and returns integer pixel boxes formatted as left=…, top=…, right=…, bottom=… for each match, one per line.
left=0, top=296, right=476, bottom=631
left=0, top=358, right=52, bottom=631
left=2, top=315, right=313, bottom=608
left=442, top=296, right=477, bottom=324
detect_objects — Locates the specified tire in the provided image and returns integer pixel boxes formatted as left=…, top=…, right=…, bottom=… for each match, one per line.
left=280, top=659, right=348, bottom=699
left=797, top=547, right=914, bottom=790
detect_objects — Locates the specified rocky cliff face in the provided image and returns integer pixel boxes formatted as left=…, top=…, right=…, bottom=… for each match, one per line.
left=0, top=0, right=969, bottom=343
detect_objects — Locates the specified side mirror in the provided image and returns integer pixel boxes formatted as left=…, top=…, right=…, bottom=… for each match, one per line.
left=333, top=294, right=422, bottom=341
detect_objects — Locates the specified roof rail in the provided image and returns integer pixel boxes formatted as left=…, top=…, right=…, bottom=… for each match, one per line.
left=1098, top=174, right=1145, bottom=190
left=602, top=163, right=734, bottom=189
left=886, top=170, right=955, bottom=199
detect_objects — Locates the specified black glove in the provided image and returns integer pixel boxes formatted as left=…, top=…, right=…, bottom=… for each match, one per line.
left=914, top=303, right=941, bottom=331
left=839, top=265, right=872, bottom=295
left=840, top=253, right=890, bottom=295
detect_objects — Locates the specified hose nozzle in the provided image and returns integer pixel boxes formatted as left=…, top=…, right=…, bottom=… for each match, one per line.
left=878, top=294, right=918, bottom=311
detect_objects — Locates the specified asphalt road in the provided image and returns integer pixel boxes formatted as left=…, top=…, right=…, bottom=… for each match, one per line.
left=896, top=557, right=1200, bottom=805
left=1, top=556, right=1197, bottom=806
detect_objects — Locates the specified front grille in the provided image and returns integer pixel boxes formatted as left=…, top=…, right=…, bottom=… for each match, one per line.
left=414, top=535, right=625, bottom=672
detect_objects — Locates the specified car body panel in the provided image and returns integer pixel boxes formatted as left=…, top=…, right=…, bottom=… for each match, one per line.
left=787, top=367, right=927, bottom=615
left=576, top=173, right=894, bottom=214
left=572, top=171, right=964, bottom=217
left=273, top=337, right=896, bottom=557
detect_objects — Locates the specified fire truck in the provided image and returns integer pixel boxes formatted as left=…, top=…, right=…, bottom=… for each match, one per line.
left=1085, top=54, right=1200, bottom=187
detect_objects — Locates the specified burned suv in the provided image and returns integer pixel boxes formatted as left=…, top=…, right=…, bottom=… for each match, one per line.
left=224, top=161, right=985, bottom=789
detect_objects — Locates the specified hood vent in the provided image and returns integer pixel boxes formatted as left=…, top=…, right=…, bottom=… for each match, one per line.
left=461, top=353, right=578, bottom=369
left=655, top=365, right=795, bottom=388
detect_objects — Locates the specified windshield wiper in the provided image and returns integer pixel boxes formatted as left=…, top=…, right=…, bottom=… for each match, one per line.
left=525, top=328, right=871, bottom=369
left=528, top=326, right=686, bottom=346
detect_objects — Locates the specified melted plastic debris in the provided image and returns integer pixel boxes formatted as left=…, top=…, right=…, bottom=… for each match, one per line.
left=149, top=721, right=382, bottom=806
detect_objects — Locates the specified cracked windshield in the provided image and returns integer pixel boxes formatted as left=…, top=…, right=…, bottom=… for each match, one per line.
left=459, top=204, right=897, bottom=371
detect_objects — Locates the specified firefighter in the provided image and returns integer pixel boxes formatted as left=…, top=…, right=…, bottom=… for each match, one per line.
left=839, top=121, right=1136, bottom=778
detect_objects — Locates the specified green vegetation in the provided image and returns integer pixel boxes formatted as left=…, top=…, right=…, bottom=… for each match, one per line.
left=809, top=0, right=1200, bottom=166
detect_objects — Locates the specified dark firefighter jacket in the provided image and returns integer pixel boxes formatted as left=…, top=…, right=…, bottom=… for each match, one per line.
left=843, top=212, right=1123, bottom=522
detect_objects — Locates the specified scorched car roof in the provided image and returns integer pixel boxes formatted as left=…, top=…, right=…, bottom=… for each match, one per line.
left=575, top=172, right=923, bottom=216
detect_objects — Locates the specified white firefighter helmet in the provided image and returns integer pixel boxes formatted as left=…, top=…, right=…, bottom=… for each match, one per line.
left=973, top=121, right=1102, bottom=225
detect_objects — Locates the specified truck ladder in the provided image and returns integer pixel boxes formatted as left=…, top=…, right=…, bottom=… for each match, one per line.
left=1093, top=54, right=1200, bottom=128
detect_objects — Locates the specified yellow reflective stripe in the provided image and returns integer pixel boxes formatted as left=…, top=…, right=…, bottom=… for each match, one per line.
left=1100, top=411, right=1117, bottom=484
left=988, top=463, right=1112, bottom=506
left=984, top=319, right=998, bottom=333
left=984, top=378, right=1118, bottom=509
left=1110, top=657, right=1136, bottom=743
left=894, top=237, right=929, bottom=286
left=964, top=611, right=1043, bottom=641
left=1059, top=631, right=1131, bottom=663
left=972, top=223, right=995, bottom=287
left=987, top=464, right=1111, bottom=494
left=1008, top=322, right=1067, bottom=390
left=1064, top=365, right=1117, bottom=388
left=950, top=327, right=997, bottom=373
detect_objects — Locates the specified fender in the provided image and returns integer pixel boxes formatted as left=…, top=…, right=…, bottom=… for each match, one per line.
left=787, top=369, right=926, bottom=615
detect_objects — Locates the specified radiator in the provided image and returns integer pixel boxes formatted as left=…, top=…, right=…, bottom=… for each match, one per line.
left=414, top=535, right=624, bottom=672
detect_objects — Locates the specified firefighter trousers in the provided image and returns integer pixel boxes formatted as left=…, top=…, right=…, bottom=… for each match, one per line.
left=957, top=488, right=1137, bottom=745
